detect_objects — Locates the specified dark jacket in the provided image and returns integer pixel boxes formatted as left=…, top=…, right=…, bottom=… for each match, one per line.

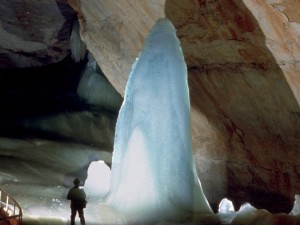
left=67, top=186, right=87, bottom=208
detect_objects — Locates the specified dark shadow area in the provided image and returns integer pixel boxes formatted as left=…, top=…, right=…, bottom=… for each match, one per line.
left=0, top=55, right=87, bottom=118
left=0, top=55, right=95, bottom=143
left=0, top=53, right=118, bottom=144
left=229, top=187, right=293, bottom=213
left=165, top=0, right=300, bottom=214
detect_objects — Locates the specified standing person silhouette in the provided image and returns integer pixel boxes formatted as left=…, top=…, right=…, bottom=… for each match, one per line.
left=67, top=178, right=87, bottom=225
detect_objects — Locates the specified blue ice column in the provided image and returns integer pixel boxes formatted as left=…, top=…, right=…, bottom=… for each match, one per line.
left=106, top=18, right=212, bottom=222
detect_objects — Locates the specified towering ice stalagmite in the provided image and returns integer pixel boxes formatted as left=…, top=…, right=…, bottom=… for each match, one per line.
left=106, top=18, right=212, bottom=223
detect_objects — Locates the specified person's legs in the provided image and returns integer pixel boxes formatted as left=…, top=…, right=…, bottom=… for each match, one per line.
left=70, top=207, right=77, bottom=225
left=78, top=208, right=85, bottom=225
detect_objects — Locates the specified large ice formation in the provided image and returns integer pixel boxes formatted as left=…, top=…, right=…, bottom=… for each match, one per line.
left=106, top=18, right=212, bottom=223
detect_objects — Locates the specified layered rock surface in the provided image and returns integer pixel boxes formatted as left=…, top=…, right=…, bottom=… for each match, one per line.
left=0, top=0, right=76, bottom=68
left=69, top=0, right=300, bottom=212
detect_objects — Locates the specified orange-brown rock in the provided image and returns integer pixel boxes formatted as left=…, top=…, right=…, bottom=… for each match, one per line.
left=70, top=0, right=300, bottom=212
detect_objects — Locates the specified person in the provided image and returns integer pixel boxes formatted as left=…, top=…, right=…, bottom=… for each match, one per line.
left=67, top=178, right=87, bottom=225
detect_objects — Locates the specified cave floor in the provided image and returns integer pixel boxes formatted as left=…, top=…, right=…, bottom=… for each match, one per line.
left=3, top=184, right=219, bottom=225
left=2, top=183, right=300, bottom=225
left=21, top=200, right=221, bottom=225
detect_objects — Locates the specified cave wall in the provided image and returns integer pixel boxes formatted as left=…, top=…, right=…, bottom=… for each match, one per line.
left=166, top=0, right=300, bottom=212
left=0, top=0, right=300, bottom=213
left=0, top=0, right=76, bottom=68
left=69, top=0, right=300, bottom=212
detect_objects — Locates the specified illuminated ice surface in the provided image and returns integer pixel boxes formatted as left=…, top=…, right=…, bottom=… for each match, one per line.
left=0, top=138, right=126, bottom=225
left=218, top=198, right=235, bottom=213
left=2, top=18, right=300, bottom=225
left=290, top=194, right=300, bottom=216
left=85, top=160, right=111, bottom=198
left=217, top=198, right=236, bottom=224
left=105, top=18, right=212, bottom=224
left=2, top=184, right=126, bottom=225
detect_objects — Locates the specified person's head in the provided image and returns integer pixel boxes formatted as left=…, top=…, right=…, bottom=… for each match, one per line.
left=73, top=177, right=80, bottom=186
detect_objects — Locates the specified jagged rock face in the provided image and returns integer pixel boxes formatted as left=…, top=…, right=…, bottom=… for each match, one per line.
left=0, top=0, right=76, bottom=68
left=70, top=0, right=300, bottom=212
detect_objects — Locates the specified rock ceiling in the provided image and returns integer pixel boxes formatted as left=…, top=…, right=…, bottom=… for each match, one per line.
left=1, top=0, right=300, bottom=212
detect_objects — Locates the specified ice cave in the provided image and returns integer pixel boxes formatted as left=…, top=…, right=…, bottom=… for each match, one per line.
left=1, top=1, right=300, bottom=225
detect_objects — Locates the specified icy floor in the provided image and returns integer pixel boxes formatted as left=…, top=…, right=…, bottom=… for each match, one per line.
left=22, top=201, right=127, bottom=225
left=2, top=183, right=300, bottom=225
left=1, top=184, right=125, bottom=225
left=1, top=183, right=221, bottom=225
left=0, top=137, right=300, bottom=225
left=0, top=137, right=218, bottom=225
